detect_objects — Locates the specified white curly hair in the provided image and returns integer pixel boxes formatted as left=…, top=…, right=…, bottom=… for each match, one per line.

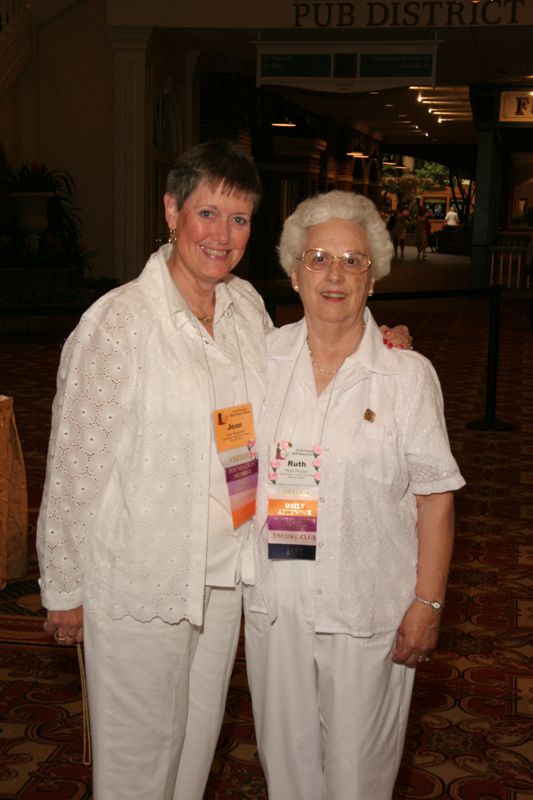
left=278, top=190, right=393, bottom=280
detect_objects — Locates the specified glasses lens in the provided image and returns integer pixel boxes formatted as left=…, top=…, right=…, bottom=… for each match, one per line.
left=301, top=250, right=371, bottom=273
left=342, top=252, right=371, bottom=273
left=302, top=249, right=330, bottom=270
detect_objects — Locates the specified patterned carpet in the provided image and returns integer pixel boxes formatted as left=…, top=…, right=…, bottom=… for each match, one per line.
left=1, top=286, right=532, bottom=799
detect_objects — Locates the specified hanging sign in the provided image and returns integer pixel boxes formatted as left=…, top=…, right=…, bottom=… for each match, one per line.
left=257, top=41, right=437, bottom=92
left=499, top=92, right=533, bottom=123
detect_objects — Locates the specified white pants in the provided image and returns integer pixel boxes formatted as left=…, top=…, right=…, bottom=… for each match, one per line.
left=84, top=584, right=242, bottom=800
left=244, top=561, right=415, bottom=800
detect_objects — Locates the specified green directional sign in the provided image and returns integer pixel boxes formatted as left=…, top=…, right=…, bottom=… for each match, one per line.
left=360, top=53, right=434, bottom=78
left=261, top=54, right=331, bottom=78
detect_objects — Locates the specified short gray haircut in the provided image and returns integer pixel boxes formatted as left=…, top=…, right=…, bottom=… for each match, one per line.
left=166, top=140, right=261, bottom=212
left=278, top=190, right=393, bottom=280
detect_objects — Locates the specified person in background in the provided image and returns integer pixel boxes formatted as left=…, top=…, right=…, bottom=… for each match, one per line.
left=415, top=203, right=431, bottom=259
left=390, top=206, right=409, bottom=259
left=37, top=142, right=411, bottom=800
left=444, top=205, right=460, bottom=226
left=244, top=190, right=464, bottom=800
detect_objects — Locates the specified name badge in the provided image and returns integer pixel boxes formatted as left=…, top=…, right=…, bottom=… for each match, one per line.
left=267, top=440, right=322, bottom=560
left=213, top=402, right=258, bottom=529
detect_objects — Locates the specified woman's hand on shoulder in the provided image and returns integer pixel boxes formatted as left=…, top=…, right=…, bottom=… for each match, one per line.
left=44, top=606, right=84, bottom=645
left=380, top=324, right=413, bottom=351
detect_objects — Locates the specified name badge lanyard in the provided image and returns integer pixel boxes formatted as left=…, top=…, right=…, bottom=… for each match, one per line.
left=267, top=339, right=338, bottom=561
left=195, top=308, right=258, bottom=530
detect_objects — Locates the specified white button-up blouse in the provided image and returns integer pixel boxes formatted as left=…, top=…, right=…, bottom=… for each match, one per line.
left=37, top=245, right=271, bottom=625
left=245, top=311, right=465, bottom=637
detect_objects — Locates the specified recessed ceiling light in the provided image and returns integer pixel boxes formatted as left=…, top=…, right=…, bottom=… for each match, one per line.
left=369, top=91, right=379, bottom=95
left=385, top=103, right=394, bottom=108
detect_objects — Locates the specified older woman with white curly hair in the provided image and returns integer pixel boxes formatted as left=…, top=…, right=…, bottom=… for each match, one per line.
left=244, top=190, right=464, bottom=800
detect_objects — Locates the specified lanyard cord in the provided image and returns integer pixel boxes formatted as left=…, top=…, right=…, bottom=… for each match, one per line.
left=272, top=337, right=307, bottom=443
left=272, top=335, right=338, bottom=446
left=193, top=305, right=249, bottom=410
left=77, top=643, right=92, bottom=765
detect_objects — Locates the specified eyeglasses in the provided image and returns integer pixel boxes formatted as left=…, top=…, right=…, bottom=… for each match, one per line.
left=298, top=249, right=372, bottom=275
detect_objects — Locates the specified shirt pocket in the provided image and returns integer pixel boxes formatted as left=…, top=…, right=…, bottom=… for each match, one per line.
left=349, top=423, right=402, bottom=487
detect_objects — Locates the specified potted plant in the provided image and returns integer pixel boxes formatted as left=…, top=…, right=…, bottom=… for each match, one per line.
left=7, top=162, right=81, bottom=249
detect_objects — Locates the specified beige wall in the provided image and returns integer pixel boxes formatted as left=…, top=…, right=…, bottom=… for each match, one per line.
left=1, top=0, right=115, bottom=277
left=2, top=1, right=115, bottom=277
left=35, top=0, right=114, bottom=277
left=0, top=41, right=38, bottom=164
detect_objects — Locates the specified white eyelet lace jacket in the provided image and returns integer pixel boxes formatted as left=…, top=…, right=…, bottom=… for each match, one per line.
left=37, top=245, right=270, bottom=625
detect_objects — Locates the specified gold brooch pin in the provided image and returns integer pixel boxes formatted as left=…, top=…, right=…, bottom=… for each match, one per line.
left=364, top=409, right=376, bottom=423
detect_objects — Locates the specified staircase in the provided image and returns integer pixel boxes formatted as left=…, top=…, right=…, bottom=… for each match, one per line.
left=0, top=1, right=33, bottom=101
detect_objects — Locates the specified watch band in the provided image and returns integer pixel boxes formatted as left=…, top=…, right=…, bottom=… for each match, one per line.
left=414, top=596, right=444, bottom=611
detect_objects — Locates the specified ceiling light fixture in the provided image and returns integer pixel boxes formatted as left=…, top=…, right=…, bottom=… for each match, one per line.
left=346, top=151, right=369, bottom=158
left=272, top=116, right=296, bottom=128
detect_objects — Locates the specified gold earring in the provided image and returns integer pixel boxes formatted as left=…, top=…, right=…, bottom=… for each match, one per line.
left=168, top=228, right=176, bottom=244
left=368, top=288, right=374, bottom=297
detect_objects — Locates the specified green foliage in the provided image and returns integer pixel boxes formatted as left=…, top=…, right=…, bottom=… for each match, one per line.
left=382, top=159, right=474, bottom=224
left=6, top=161, right=83, bottom=248
left=7, top=162, right=75, bottom=195
left=412, top=161, right=448, bottom=190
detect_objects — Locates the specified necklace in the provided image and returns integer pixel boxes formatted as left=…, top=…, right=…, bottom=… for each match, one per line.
left=307, top=323, right=366, bottom=376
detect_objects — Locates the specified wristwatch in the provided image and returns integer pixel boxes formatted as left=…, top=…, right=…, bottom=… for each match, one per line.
left=414, top=596, right=444, bottom=611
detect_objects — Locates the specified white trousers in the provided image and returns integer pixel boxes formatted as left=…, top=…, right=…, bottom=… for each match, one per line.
left=84, top=584, right=242, bottom=800
left=244, top=561, right=415, bottom=800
